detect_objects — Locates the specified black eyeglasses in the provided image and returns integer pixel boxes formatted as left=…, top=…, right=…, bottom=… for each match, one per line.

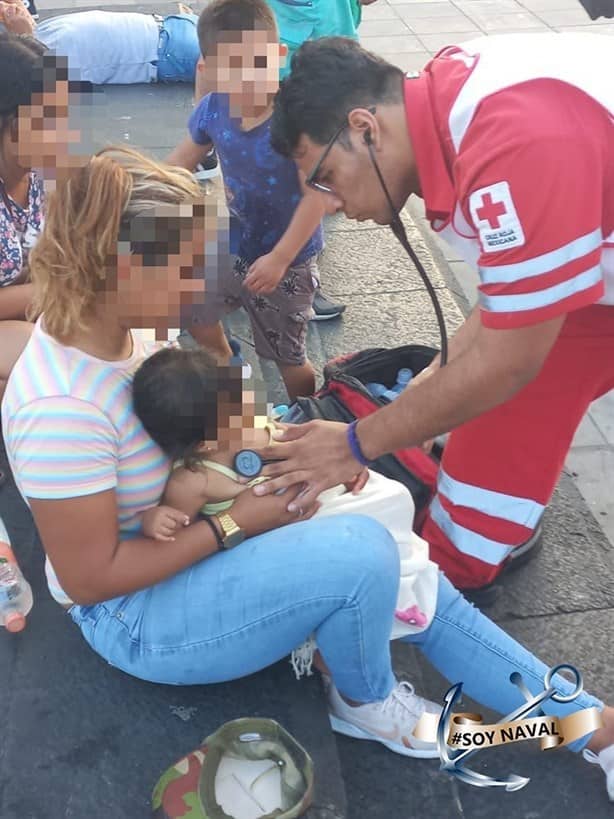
left=305, top=106, right=376, bottom=195
left=305, top=105, right=450, bottom=366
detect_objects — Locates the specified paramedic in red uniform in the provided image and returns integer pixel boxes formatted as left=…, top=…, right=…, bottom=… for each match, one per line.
left=260, top=32, right=614, bottom=596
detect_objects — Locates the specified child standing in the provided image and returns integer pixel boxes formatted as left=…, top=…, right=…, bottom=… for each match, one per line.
left=167, top=0, right=326, bottom=401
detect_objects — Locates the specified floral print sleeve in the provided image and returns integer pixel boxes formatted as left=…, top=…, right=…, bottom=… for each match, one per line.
left=0, top=171, right=44, bottom=287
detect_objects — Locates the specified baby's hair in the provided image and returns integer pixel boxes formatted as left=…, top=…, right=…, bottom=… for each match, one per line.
left=132, top=346, right=244, bottom=468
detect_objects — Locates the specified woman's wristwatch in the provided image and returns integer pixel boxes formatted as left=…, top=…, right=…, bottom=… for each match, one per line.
left=214, top=512, right=246, bottom=549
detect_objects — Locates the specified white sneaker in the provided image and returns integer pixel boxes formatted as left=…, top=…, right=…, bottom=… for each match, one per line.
left=583, top=744, right=614, bottom=800
left=327, top=679, right=442, bottom=758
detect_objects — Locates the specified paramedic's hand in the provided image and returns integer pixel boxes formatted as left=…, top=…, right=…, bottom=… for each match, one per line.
left=0, top=0, right=35, bottom=34
left=254, top=420, right=365, bottom=512
left=232, top=481, right=319, bottom=535
left=244, top=251, right=288, bottom=295
left=142, top=505, right=190, bottom=542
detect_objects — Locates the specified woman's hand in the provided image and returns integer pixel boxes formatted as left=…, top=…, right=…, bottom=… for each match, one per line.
left=344, top=469, right=369, bottom=494
left=231, top=481, right=319, bottom=536
left=0, top=0, right=35, bottom=35
left=253, top=420, right=366, bottom=513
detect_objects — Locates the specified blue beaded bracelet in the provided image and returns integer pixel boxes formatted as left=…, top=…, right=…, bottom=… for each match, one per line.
left=347, top=420, right=371, bottom=467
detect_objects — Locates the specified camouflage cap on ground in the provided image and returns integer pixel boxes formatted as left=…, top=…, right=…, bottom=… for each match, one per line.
left=152, top=717, right=314, bottom=819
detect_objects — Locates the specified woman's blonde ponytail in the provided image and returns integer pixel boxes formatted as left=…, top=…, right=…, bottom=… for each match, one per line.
left=28, top=146, right=202, bottom=339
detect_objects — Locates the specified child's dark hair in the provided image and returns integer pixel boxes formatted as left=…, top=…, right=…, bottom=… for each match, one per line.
left=132, top=346, right=244, bottom=468
left=197, top=0, right=278, bottom=59
left=0, top=33, right=47, bottom=134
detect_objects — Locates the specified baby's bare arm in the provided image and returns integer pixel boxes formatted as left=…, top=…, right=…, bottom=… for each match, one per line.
left=163, top=468, right=210, bottom=522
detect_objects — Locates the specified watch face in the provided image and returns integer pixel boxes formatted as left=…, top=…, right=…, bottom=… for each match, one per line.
left=224, top=528, right=245, bottom=549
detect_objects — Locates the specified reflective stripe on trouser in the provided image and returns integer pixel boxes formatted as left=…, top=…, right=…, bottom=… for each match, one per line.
left=420, top=303, right=614, bottom=589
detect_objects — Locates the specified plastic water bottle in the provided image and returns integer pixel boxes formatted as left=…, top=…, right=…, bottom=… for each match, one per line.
left=366, top=382, right=388, bottom=399
left=396, top=368, right=414, bottom=388
left=0, top=517, right=33, bottom=633
left=272, top=404, right=289, bottom=421
left=381, top=388, right=400, bottom=402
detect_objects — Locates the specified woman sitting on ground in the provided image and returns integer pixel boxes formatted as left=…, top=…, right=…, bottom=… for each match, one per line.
left=0, top=33, right=54, bottom=397
left=3, top=146, right=614, bottom=798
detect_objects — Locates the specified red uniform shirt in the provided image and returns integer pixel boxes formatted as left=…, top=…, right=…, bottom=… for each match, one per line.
left=404, top=32, right=614, bottom=329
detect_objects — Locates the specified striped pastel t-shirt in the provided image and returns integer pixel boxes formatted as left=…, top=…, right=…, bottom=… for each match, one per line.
left=1, top=318, right=171, bottom=605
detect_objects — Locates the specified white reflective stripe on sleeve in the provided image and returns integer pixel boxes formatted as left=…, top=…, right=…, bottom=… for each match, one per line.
left=430, top=496, right=514, bottom=566
left=479, top=264, right=602, bottom=313
left=478, top=229, right=603, bottom=285
left=438, top=468, right=544, bottom=528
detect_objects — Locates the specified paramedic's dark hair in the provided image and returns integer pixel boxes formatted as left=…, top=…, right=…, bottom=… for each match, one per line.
left=271, top=37, right=403, bottom=157
left=133, top=346, right=244, bottom=469
left=197, top=0, right=278, bottom=59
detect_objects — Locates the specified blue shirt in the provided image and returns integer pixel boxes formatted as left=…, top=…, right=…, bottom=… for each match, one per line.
left=35, top=11, right=160, bottom=85
left=188, top=93, right=323, bottom=266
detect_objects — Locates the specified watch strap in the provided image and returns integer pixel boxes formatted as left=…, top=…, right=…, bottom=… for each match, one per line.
left=216, top=512, right=245, bottom=548
left=202, top=515, right=225, bottom=551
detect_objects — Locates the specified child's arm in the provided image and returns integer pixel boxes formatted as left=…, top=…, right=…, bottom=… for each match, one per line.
left=167, top=81, right=215, bottom=170
left=142, top=505, right=189, bottom=542
left=166, top=135, right=213, bottom=171
left=142, top=468, right=209, bottom=541
left=243, top=183, right=326, bottom=295
left=163, top=468, right=210, bottom=521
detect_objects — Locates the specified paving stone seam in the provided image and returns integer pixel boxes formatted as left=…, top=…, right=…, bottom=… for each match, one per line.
left=498, top=604, right=614, bottom=625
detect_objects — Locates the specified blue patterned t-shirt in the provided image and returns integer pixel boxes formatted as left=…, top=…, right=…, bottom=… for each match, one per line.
left=188, top=94, right=323, bottom=266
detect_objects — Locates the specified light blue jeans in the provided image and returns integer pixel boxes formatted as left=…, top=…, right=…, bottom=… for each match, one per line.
left=69, top=515, right=602, bottom=752
left=156, top=13, right=200, bottom=83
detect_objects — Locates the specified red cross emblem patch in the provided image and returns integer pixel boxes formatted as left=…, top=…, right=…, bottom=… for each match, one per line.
left=469, top=181, right=525, bottom=254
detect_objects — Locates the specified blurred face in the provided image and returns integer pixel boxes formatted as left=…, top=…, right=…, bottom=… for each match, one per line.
left=111, top=202, right=227, bottom=340
left=202, top=29, right=286, bottom=116
left=13, top=78, right=81, bottom=173
left=297, top=116, right=411, bottom=225
left=204, top=373, right=270, bottom=451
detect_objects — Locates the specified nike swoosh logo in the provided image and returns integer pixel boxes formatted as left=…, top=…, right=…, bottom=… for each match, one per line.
left=358, top=721, right=422, bottom=748
left=368, top=722, right=400, bottom=741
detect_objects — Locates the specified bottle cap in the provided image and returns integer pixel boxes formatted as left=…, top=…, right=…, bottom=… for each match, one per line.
left=0, top=543, right=16, bottom=565
left=5, top=611, right=26, bottom=632
left=272, top=404, right=289, bottom=420
left=397, top=368, right=414, bottom=384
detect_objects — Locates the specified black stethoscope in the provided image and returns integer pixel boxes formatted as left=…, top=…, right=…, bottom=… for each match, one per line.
left=235, top=107, right=450, bottom=480
left=233, top=449, right=272, bottom=479
left=363, top=128, right=449, bottom=368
